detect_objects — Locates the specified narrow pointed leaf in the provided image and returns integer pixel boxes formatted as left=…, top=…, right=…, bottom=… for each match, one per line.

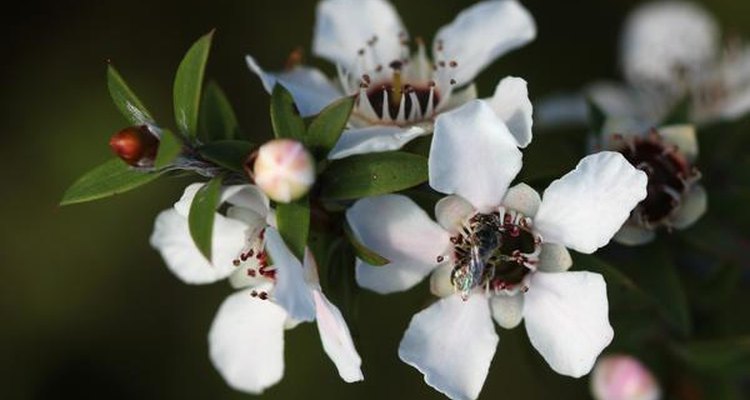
left=153, top=129, right=182, bottom=169
left=61, top=159, right=161, bottom=206
left=270, top=84, right=305, bottom=140
left=107, top=64, right=155, bottom=125
left=200, top=81, right=240, bottom=141
left=198, top=140, right=254, bottom=172
left=188, top=176, right=222, bottom=261
left=320, top=151, right=428, bottom=200
left=325, top=238, right=360, bottom=330
left=305, top=96, right=354, bottom=155
left=276, top=196, right=310, bottom=260
left=343, top=221, right=390, bottom=266
left=174, top=31, right=214, bottom=138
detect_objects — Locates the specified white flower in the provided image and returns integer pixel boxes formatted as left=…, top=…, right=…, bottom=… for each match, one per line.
left=590, top=354, right=661, bottom=400
left=536, top=1, right=750, bottom=128
left=246, top=0, right=536, bottom=159
left=252, top=139, right=316, bottom=203
left=620, top=0, right=720, bottom=89
left=604, top=125, right=707, bottom=246
left=346, top=100, right=648, bottom=400
left=149, top=183, right=362, bottom=393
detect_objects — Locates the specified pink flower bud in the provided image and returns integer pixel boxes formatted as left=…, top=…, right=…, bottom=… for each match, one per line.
left=591, top=354, right=660, bottom=400
left=251, top=139, right=315, bottom=203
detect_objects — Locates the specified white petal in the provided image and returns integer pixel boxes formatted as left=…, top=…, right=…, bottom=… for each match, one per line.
left=224, top=184, right=270, bottom=218
left=434, top=0, right=536, bottom=85
left=502, top=183, right=541, bottom=218
left=149, top=209, right=247, bottom=284
left=264, top=228, right=316, bottom=322
left=535, top=152, right=648, bottom=254
left=327, top=125, right=426, bottom=160
left=537, top=243, right=573, bottom=273
left=208, top=289, right=287, bottom=394
left=313, top=0, right=406, bottom=73
left=346, top=195, right=450, bottom=294
left=246, top=55, right=342, bottom=117
left=313, top=290, right=364, bottom=382
left=659, top=124, right=698, bottom=163
left=671, top=185, right=707, bottom=230
left=613, top=224, right=657, bottom=246
left=490, top=293, right=524, bottom=329
left=435, top=195, right=475, bottom=234
left=430, top=100, right=522, bottom=212
left=487, top=76, right=533, bottom=148
left=399, top=294, right=499, bottom=400
left=621, top=1, right=719, bottom=86
left=523, top=271, right=613, bottom=378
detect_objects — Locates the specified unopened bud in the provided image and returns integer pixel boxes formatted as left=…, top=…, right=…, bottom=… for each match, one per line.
left=250, top=139, right=315, bottom=203
left=109, top=125, right=159, bottom=167
left=591, top=354, right=660, bottom=400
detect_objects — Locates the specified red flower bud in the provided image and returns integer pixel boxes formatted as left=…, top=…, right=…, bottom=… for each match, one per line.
left=109, top=125, right=159, bottom=167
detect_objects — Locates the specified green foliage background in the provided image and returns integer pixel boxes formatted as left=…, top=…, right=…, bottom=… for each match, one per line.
left=2, top=0, right=749, bottom=398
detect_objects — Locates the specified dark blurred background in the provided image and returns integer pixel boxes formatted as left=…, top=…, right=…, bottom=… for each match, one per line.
left=2, top=0, right=749, bottom=398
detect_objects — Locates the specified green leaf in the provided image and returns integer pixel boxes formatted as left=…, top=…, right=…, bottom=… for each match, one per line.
left=200, top=81, right=240, bottom=141
left=662, top=96, right=691, bottom=125
left=107, top=64, right=155, bottom=125
left=343, top=221, right=390, bottom=266
left=174, top=31, right=214, bottom=138
left=61, top=158, right=161, bottom=206
left=325, top=238, right=360, bottom=331
left=276, top=197, right=310, bottom=261
left=188, top=176, right=222, bottom=261
left=305, top=96, right=354, bottom=156
left=153, top=129, right=182, bottom=169
left=270, top=84, right=305, bottom=140
left=672, top=337, right=750, bottom=373
left=320, top=151, right=428, bottom=200
left=198, top=140, right=254, bottom=172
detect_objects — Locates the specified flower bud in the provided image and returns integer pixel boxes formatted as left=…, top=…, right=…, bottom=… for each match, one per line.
left=250, top=139, right=315, bottom=203
left=591, top=354, right=660, bottom=400
left=109, top=125, right=159, bottom=167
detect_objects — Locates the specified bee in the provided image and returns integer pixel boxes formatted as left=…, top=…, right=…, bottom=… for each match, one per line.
left=452, top=219, right=502, bottom=299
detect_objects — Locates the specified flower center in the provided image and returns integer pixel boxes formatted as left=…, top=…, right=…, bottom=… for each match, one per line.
left=448, top=208, right=542, bottom=299
left=341, top=36, right=458, bottom=126
left=613, top=131, right=700, bottom=227
left=232, top=227, right=276, bottom=286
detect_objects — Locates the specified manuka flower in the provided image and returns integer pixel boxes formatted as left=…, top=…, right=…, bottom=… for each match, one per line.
left=537, top=0, right=750, bottom=130
left=247, top=0, right=536, bottom=159
left=346, top=100, right=648, bottom=400
left=149, top=183, right=362, bottom=393
left=598, top=124, right=707, bottom=246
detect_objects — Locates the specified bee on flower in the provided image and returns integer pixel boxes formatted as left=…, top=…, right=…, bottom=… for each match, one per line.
left=346, top=100, right=648, bottom=400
